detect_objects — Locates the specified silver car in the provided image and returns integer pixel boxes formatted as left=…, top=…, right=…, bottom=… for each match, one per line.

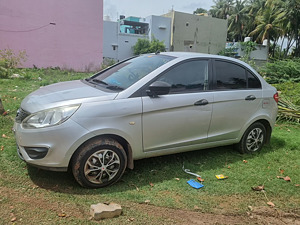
left=14, top=52, right=278, bottom=188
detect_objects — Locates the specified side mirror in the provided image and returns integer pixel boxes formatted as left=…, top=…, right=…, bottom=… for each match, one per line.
left=146, top=81, right=171, bottom=98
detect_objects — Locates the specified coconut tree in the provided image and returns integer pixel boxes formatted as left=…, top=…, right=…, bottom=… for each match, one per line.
left=244, top=0, right=267, bottom=40
left=280, top=0, right=300, bottom=57
left=209, top=0, right=234, bottom=19
left=249, top=2, right=283, bottom=50
left=228, top=0, right=248, bottom=41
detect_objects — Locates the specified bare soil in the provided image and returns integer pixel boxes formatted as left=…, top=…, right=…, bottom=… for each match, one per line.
left=1, top=185, right=299, bottom=225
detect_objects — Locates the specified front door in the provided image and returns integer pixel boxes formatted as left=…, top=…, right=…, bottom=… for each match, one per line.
left=142, top=59, right=213, bottom=152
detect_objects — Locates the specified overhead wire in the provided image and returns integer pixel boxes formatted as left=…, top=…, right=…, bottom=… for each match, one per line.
left=0, top=23, right=56, bottom=33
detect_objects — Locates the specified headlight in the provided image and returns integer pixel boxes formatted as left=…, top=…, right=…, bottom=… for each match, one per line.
left=22, top=104, right=80, bottom=129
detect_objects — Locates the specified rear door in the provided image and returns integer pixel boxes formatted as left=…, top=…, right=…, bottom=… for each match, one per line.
left=207, top=60, right=263, bottom=142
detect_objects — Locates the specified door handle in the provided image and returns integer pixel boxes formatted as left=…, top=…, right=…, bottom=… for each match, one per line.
left=194, top=99, right=209, bottom=106
left=245, top=95, right=256, bottom=101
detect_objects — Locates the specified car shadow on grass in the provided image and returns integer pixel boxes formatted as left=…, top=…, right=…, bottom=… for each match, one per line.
left=27, top=136, right=286, bottom=195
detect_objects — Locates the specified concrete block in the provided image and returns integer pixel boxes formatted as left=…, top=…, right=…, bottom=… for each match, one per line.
left=90, top=203, right=122, bottom=220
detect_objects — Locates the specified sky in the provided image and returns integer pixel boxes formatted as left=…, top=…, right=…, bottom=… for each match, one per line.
left=103, top=0, right=215, bottom=21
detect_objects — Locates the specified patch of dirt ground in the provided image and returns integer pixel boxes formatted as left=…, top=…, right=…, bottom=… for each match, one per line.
left=131, top=202, right=300, bottom=225
left=0, top=185, right=299, bottom=224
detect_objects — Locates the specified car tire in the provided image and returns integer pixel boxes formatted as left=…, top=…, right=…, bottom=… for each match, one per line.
left=72, top=138, right=127, bottom=188
left=236, top=122, right=266, bottom=154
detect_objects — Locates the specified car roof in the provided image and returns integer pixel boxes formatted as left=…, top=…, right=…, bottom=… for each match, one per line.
left=158, top=51, right=254, bottom=70
left=159, top=51, right=212, bottom=58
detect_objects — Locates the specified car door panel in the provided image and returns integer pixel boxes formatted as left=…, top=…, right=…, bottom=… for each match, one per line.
left=142, top=92, right=213, bottom=152
left=207, top=90, right=262, bottom=142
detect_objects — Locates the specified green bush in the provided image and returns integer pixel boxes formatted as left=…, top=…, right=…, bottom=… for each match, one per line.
left=133, top=37, right=166, bottom=55
left=218, top=47, right=238, bottom=57
left=259, top=59, right=300, bottom=84
left=273, top=82, right=300, bottom=106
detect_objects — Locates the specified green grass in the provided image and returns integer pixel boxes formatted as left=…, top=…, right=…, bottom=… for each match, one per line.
left=0, top=69, right=299, bottom=224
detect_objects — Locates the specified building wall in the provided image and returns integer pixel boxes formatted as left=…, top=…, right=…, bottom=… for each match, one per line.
left=226, top=42, right=268, bottom=61
left=103, top=21, right=119, bottom=60
left=103, top=16, right=171, bottom=62
left=145, top=15, right=171, bottom=51
left=118, top=33, right=145, bottom=61
left=0, top=0, right=103, bottom=71
left=103, top=21, right=147, bottom=62
left=165, top=11, right=227, bottom=54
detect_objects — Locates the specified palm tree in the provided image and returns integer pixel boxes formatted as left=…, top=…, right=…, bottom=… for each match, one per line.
left=244, top=0, right=267, bottom=40
left=228, top=0, right=248, bottom=41
left=249, top=2, right=283, bottom=49
left=209, top=0, right=234, bottom=19
left=280, top=0, right=300, bottom=57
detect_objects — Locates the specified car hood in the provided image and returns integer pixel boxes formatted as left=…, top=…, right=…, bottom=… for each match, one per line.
left=21, top=80, right=118, bottom=113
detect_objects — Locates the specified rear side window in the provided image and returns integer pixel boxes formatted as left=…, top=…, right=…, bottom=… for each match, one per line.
left=215, top=60, right=246, bottom=89
left=248, top=71, right=261, bottom=88
left=214, top=60, right=261, bottom=90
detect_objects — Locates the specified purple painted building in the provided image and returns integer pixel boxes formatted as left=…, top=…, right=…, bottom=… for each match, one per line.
left=0, top=0, right=103, bottom=71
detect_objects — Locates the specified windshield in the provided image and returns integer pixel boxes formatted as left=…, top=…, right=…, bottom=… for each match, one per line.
left=86, top=54, right=175, bottom=90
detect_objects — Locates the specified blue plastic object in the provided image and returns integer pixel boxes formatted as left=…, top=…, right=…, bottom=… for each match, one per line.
left=187, top=179, right=204, bottom=189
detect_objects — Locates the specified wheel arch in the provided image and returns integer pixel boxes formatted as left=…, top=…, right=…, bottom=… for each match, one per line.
left=69, top=134, right=134, bottom=171
left=240, top=119, right=272, bottom=144
left=255, top=119, right=272, bottom=145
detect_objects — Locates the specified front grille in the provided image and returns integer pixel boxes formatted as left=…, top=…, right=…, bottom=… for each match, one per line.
left=15, top=108, right=30, bottom=123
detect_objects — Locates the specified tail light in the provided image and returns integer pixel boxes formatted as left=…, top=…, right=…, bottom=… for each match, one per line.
left=273, top=92, right=279, bottom=104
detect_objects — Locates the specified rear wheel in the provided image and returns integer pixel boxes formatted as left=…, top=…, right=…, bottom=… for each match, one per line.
left=236, top=122, right=266, bottom=154
left=72, top=138, right=127, bottom=188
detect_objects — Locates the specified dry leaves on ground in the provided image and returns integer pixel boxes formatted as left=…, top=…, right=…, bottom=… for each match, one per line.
left=251, top=185, right=265, bottom=191
left=277, top=176, right=291, bottom=182
left=2, top=134, right=10, bottom=138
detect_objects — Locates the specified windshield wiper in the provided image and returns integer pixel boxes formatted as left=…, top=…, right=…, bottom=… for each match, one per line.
left=106, top=85, right=124, bottom=91
left=91, top=79, right=109, bottom=85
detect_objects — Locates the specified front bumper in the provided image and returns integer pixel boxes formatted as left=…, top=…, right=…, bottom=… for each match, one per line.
left=13, top=118, right=91, bottom=171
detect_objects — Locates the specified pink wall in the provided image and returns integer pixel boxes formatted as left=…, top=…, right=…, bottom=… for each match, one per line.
left=0, top=0, right=103, bottom=71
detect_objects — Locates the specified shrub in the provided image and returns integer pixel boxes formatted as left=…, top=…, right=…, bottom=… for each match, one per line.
left=133, top=37, right=165, bottom=55
left=273, top=82, right=300, bottom=106
left=0, top=48, right=27, bottom=78
left=218, top=46, right=238, bottom=57
left=259, top=59, right=300, bottom=84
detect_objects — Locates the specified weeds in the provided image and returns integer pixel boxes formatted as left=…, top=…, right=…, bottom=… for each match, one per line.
left=0, top=48, right=27, bottom=78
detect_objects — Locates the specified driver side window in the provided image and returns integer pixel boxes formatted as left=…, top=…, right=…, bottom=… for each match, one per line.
left=157, top=60, right=209, bottom=94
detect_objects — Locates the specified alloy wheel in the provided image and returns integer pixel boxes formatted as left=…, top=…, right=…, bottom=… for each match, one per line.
left=246, top=128, right=264, bottom=152
left=84, top=149, right=121, bottom=184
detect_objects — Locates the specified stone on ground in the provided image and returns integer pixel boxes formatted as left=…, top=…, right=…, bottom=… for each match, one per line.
left=90, top=202, right=122, bottom=220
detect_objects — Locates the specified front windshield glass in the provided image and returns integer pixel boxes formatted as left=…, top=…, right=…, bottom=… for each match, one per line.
left=87, top=54, right=175, bottom=90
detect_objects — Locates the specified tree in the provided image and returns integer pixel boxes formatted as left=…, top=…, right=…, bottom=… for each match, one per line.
left=133, top=37, right=165, bottom=55
left=209, top=0, right=234, bottom=19
left=242, top=0, right=266, bottom=40
left=280, top=0, right=300, bottom=57
left=228, top=0, right=248, bottom=41
left=248, top=2, right=282, bottom=48
left=193, top=8, right=207, bottom=14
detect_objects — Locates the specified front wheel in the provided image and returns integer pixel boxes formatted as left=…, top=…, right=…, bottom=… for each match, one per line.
left=72, top=138, right=127, bottom=188
left=236, top=122, right=266, bottom=154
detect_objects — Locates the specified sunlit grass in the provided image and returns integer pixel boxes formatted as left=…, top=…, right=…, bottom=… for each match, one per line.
left=0, top=70, right=299, bottom=224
